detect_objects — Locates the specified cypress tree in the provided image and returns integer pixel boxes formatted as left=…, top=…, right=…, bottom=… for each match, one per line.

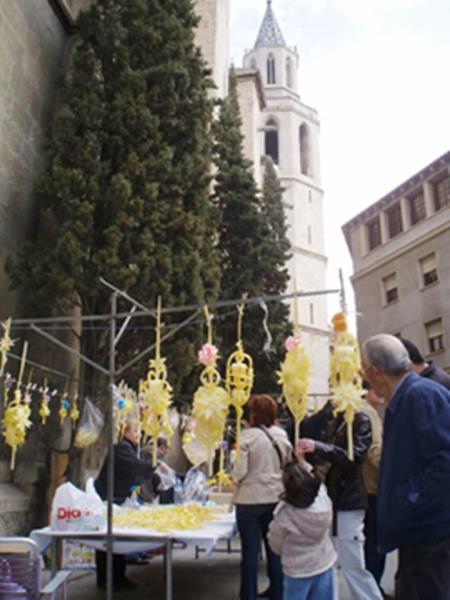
left=258, top=156, right=292, bottom=389
left=213, top=73, right=291, bottom=392
left=7, top=0, right=219, bottom=393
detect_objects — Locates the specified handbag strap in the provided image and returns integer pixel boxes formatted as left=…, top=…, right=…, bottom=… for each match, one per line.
left=257, top=425, right=283, bottom=468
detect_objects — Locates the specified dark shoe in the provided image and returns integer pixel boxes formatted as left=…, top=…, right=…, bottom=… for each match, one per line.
left=257, top=589, right=271, bottom=598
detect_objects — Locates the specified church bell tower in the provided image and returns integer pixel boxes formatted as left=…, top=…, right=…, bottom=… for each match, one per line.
left=244, top=1, right=330, bottom=395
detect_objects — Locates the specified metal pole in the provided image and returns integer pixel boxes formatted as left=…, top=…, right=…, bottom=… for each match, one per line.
left=339, top=268, right=347, bottom=314
left=166, top=539, right=173, bottom=600
left=30, top=324, right=109, bottom=375
left=51, top=537, right=57, bottom=577
left=11, top=288, right=341, bottom=325
left=106, top=292, right=117, bottom=600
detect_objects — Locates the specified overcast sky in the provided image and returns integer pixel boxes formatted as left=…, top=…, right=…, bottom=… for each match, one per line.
left=229, top=0, right=450, bottom=328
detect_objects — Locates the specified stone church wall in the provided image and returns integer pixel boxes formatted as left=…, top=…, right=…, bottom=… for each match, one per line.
left=0, top=0, right=70, bottom=318
left=194, top=0, right=230, bottom=99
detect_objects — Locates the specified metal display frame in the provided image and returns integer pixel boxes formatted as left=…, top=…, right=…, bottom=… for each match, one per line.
left=5, top=279, right=342, bottom=600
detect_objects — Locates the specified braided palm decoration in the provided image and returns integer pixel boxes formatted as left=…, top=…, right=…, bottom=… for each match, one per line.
left=225, top=304, right=254, bottom=461
left=330, top=312, right=364, bottom=461
left=140, top=297, right=173, bottom=466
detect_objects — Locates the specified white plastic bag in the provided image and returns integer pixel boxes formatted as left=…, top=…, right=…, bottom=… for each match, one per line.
left=50, top=478, right=105, bottom=531
left=156, top=462, right=177, bottom=492
left=183, top=467, right=208, bottom=504
left=74, top=399, right=104, bottom=448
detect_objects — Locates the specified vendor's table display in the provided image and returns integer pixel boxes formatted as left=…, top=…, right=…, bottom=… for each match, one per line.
left=31, top=503, right=236, bottom=600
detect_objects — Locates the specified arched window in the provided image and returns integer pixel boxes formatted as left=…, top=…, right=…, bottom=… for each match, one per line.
left=299, top=123, right=311, bottom=175
left=250, top=58, right=257, bottom=70
left=267, top=54, right=276, bottom=84
left=265, top=119, right=279, bottom=164
left=286, top=58, right=292, bottom=88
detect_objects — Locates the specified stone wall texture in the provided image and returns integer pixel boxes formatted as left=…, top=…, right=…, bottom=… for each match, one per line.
left=0, top=0, right=69, bottom=317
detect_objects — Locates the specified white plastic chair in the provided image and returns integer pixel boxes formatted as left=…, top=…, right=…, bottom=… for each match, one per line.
left=0, top=537, right=71, bottom=599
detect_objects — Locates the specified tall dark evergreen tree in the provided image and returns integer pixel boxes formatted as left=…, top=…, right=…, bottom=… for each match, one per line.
left=259, top=156, right=292, bottom=383
left=213, top=73, right=291, bottom=392
left=7, top=0, right=219, bottom=393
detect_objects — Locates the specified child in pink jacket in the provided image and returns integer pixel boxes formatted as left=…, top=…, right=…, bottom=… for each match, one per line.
left=268, top=461, right=336, bottom=599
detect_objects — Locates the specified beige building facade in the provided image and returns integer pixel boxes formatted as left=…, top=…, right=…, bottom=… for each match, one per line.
left=343, top=151, right=450, bottom=372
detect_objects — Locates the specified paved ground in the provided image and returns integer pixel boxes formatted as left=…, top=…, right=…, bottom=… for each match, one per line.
left=48, top=540, right=397, bottom=599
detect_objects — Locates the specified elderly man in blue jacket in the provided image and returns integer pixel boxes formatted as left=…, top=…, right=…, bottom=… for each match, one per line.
left=362, top=334, right=450, bottom=600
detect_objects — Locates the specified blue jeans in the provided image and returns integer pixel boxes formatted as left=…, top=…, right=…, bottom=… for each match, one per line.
left=284, top=567, right=334, bottom=600
left=236, top=503, right=283, bottom=600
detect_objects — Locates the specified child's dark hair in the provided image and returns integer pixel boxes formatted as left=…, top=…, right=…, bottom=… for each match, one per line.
left=281, top=461, right=321, bottom=509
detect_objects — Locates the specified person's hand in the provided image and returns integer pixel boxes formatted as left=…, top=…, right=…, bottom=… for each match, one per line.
left=296, top=438, right=315, bottom=455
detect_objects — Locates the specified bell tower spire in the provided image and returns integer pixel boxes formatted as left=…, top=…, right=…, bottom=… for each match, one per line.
left=255, top=0, right=286, bottom=49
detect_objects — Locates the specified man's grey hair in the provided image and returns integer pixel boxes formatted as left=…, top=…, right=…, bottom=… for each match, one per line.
left=362, top=334, right=411, bottom=375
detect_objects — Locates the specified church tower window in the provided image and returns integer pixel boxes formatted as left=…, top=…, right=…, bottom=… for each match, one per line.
left=250, top=58, right=257, bottom=69
left=267, top=54, right=276, bottom=84
left=265, top=119, right=279, bottom=164
left=286, top=58, right=292, bottom=88
left=299, top=123, right=311, bottom=176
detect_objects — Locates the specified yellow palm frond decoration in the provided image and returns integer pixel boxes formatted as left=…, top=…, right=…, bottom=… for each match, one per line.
left=0, top=318, right=14, bottom=378
left=139, top=297, right=173, bottom=466
left=277, top=281, right=311, bottom=445
left=330, top=312, right=364, bottom=460
left=2, top=342, right=31, bottom=470
left=191, top=307, right=228, bottom=471
left=225, top=303, right=254, bottom=460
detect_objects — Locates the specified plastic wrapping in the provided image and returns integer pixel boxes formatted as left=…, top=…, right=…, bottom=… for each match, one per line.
left=156, top=462, right=177, bottom=492
left=182, top=467, right=208, bottom=504
left=74, top=399, right=104, bottom=448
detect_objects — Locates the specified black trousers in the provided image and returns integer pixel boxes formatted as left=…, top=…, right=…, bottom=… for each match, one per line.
left=95, top=550, right=126, bottom=586
left=364, top=494, right=386, bottom=586
left=397, top=536, right=450, bottom=600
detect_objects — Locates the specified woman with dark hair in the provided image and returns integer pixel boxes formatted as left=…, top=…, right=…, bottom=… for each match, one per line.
left=268, top=461, right=336, bottom=599
left=231, top=394, right=293, bottom=600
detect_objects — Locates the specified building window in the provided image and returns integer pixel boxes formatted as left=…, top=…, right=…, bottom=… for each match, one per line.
left=386, top=202, right=403, bottom=238
left=310, top=303, right=314, bottom=324
left=408, top=190, right=426, bottom=225
left=425, top=318, right=444, bottom=353
left=382, top=273, right=398, bottom=305
left=286, top=58, right=292, bottom=88
left=419, top=253, right=438, bottom=287
left=307, top=225, right=312, bottom=245
left=265, top=119, right=279, bottom=164
left=250, top=58, right=257, bottom=69
left=299, top=124, right=311, bottom=176
left=308, top=191, right=312, bottom=204
left=267, top=54, right=276, bottom=84
left=366, top=216, right=381, bottom=250
left=433, top=173, right=450, bottom=211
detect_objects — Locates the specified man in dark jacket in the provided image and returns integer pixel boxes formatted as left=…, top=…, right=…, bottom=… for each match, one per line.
left=94, top=420, right=156, bottom=590
left=293, top=400, right=382, bottom=599
left=400, top=337, right=450, bottom=389
left=363, top=334, right=450, bottom=600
